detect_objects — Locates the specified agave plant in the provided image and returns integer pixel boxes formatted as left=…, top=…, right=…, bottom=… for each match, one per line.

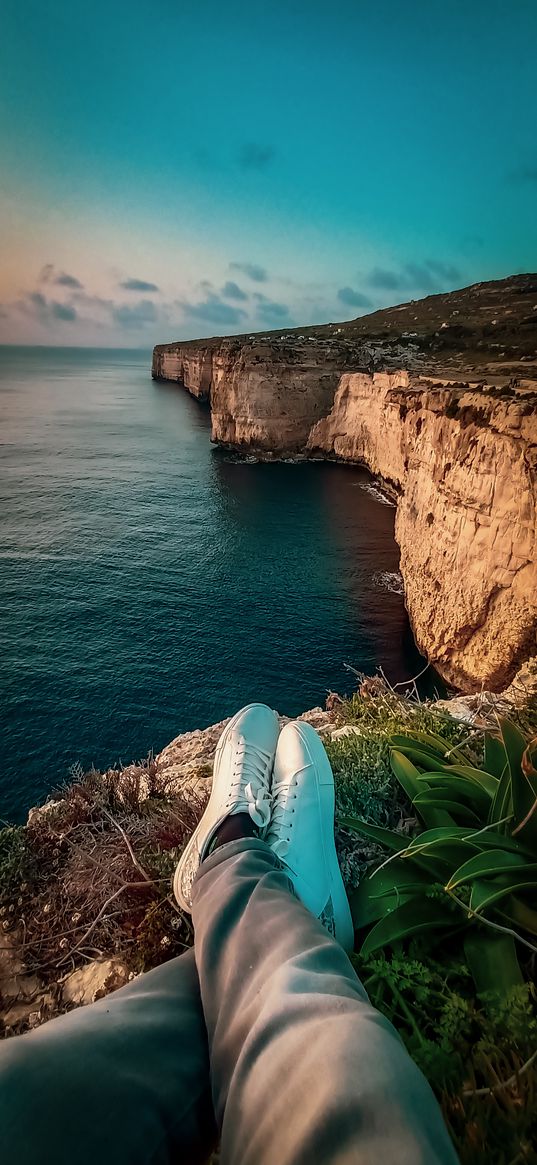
left=342, top=719, right=537, bottom=994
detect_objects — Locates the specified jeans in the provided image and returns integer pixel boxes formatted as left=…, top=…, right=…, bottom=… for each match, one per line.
left=0, top=839, right=458, bottom=1164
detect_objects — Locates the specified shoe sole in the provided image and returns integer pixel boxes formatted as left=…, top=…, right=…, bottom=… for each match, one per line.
left=173, top=703, right=276, bottom=912
left=287, top=722, right=355, bottom=953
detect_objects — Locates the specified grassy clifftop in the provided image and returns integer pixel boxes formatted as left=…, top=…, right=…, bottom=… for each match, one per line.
left=1, top=676, right=536, bottom=1163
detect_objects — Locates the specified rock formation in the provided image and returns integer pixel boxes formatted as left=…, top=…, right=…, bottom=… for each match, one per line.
left=152, top=277, right=537, bottom=692
left=308, top=372, right=537, bottom=690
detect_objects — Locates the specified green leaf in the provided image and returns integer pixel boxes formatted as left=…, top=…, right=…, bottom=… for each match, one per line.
left=501, top=718, right=537, bottom=848
left=390, top=751, right=453, bottom=828
left=350, top=865, right=431, bottom=927
left=447, top=849, right=534, bottom=891
left=417, top=772, right=492, bottom=816
left=397, top=729, right=468, bottom=764
left=488, top=761, right=513, bottom=830
left=360, top=897, right=456, bottom=957
left=444, top=765, right=499, bottom=798
left=507, top=895, right=537, bottom=936
left=407, top=825, right=532, bottom=856
left=338, top=817, right=408, bottom=852
left=390, top=750, right=425, bottom=799
left=412, top=790, right=481, bottom=826
left=483, top=733, right=508, bottom=780
left=389, top=736, right=448, bottom=770
left=469, top=872, right=537, bottom=915
left=464, top=932, right=523, bottom=999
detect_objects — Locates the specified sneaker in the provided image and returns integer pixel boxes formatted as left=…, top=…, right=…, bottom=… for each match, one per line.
left=173, top=703, right=279, bottom=911
left=266, top=720, right=355, bottom=952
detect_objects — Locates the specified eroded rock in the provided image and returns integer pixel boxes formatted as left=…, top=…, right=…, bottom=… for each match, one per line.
left=61, top=957, right=131, bottom=1007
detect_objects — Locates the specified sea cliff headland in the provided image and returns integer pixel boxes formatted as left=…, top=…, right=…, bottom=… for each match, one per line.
left=153, top=276, right=537, bottom=692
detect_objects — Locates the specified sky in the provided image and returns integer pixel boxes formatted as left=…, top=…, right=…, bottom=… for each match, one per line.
left=1, top=0, right=536, bottom=347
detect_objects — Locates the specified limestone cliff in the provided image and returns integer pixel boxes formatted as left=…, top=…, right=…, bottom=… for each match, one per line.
left=151, top=277, right=537, bottom=692
left=152, top=343, right=214, bottom=400
left=307, top=373, right=537, bottom=691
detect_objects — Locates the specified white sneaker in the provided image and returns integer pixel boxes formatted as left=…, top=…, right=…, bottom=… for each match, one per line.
left=266, top=720, right=355, bottom=952
left=173, top=703, right=279, bottom=912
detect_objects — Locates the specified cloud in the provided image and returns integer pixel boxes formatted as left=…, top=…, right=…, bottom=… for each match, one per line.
left=367, top=260, right=461, bottom=295
left=424, top=260, right=461, bottom=282
left=238, top=143, right=275, bottom=170
left=337, top=287, right=373, bottom=308
left=367, top=267, right=403, bottom=291
left=52, top=302, right=77, bottom=320
left=38, top=264, right=83, bottom=290
left=177, top=293, right=247, bottom=327
left=20, top=291, right=78, bottom=324
left=55, top=272, right=83, bottom=289
left=253, top=293, right=290, bottom=322
left=403, top=262, right=460, bottom=292
left=221, top=280, right=248, bottom=301
left=119, top=277, right=160, bottom=292
left=230, top=261, right=268, bottom=283
left=112, top=299, right=158, bottom=329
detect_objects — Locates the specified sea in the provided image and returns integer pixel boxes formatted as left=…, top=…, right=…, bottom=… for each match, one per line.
left=0, top=346, right=434, bottom=822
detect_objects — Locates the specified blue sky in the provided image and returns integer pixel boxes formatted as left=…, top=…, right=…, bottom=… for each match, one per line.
left=1, top=0, right=536, bottom=345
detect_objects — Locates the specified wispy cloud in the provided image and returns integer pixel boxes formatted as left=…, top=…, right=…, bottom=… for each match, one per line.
left=18, top=290, right=78, bottom=323
left=221, top=280, right=248, bottom=301
left=230, top=261, right=268, bottom=283
left=119, top=277, right=160, bottom=292
left=337, top=287, right=372, bottom=308
left=177, top=292, right=247, bottom=327
left=367, top=260, right=462, bottom=294
left=112, top=299, right=158, bottom=328
left=238, top=143, right=276, bottom=170
left=38, top=263, right=83, bottom=290
left=253, top=292, right=290, bottom=322
left=367, top=267, right=404, bottom=292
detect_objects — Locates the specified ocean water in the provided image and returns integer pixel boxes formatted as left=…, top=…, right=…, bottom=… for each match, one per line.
left=0, top=346, right=431, bottom=822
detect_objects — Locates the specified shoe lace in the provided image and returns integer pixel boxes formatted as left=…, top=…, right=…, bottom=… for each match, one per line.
left=265, top=775, right=298, bottom=859
left=227, top=736, right=273, bottom=829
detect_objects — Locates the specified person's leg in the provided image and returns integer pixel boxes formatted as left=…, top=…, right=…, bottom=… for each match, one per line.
left=193, top=840, right=457, bottom=1165
left=186, top=716, right=458, bottom=1165
left=0, top=948, right=217, bottom=1165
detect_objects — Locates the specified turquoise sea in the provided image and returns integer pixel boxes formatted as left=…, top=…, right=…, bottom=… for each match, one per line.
left=0, top=346, right=431, bottom=822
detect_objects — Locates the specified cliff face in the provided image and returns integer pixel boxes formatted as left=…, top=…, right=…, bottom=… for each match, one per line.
left=209, top=339, right=362, bottom=452
left=308, top=373, right=537, bottom=690
left=151, top=277, right=537, bottom=693
left=152, top=344, right=214, bottom=400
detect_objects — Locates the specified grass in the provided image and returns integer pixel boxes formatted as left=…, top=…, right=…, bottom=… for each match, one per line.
left=0, top=759, right=206, bottom=997
left=2, top=680, right=536, bottom=1161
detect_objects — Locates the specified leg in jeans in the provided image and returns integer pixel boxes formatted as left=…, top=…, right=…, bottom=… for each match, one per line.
left=0, top=948, right=217, bottom=1165
left=193, top=838, right=459, bottom=1165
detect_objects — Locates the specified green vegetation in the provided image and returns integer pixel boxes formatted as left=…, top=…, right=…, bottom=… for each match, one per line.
left=336, top=710, right=537, bottom=1164
left=2, top=682, right=536, bottom=1160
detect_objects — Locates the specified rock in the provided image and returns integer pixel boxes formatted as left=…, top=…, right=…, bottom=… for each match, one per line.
left=27, top=798, right=63, bottom=827
left=155, top=707, right=335, bottom=801
left=61, top=957, right=130, bottom=1007
left=308, top=371, right=537, bottom=691
left=330, top=726, right=363, bottom=739
left=436, top=657, right=537, bottom=728
left=2, top=993, right=55, bottom=1031
left=0, top=929, right=41, bottom=1000
left=0, top=930, right=56, bottom=1033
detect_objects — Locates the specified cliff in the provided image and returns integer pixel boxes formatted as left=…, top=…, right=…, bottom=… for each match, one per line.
left=152, top=276, right=537, bottom=692
left=308, top=372, right=537, bottom=690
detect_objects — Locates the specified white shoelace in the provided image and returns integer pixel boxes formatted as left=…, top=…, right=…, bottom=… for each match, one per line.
left=227, top=737, right=272, bottom=829
left=265, top=774, right=298, bottom=858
